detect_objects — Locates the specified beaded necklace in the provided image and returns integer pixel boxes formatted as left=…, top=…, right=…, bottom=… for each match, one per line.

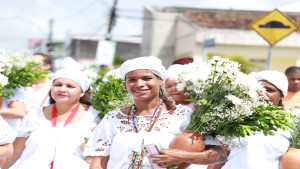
left=128, top=99, right=164, bottom=169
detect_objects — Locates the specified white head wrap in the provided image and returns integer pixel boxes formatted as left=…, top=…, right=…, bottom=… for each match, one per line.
left=120, top=56, right=165, bottom=79
left=164, top=64, right=186, bottom=80
left=57, top=57, right=84, bottom=70
left=52, top=68, right=90, bottom=92
left=250, top=70, right=288, bottom=97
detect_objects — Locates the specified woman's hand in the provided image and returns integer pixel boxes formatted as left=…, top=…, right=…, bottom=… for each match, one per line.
left=151, top=149, right=188, bottom=168
left=151, top=145, right=227, bottom=168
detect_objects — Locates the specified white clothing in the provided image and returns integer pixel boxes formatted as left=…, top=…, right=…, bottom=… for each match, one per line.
left=0, top=115, right=16, bottom=145
left=25, top=82, right=52, bottom=112
left=85, top=105, right=193, bottom=169
left=189, top=164, right=208, bottom=169
left=11, top=106, right=100, bottom=169
left=222, top=130, right=291, bottom=169
left=120, top=56, right=166, bottom=79
left=53, top=68, right=90, bottom=92
left=1, top=88, right=28, bottom=136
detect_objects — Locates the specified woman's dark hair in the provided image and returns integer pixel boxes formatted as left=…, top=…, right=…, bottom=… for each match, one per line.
left=154, top=75, right=176, bottom=111
left=172, top=58, right=194, bottom=65
left=49, top=87, right=92, bottom=106
left=278, top=99, right=284, bottom=107
left=159, top=87, right=176, bottom=111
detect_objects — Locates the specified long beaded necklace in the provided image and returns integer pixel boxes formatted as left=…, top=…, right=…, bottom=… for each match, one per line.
left=128, top=99, right=164, bottom=169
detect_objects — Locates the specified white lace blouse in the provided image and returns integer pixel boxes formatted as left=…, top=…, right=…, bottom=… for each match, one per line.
left=84, top=104, right=193, bottom=169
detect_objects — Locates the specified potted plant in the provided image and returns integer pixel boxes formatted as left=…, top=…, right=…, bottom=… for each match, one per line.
left=169, top=56, right=294, bottom=168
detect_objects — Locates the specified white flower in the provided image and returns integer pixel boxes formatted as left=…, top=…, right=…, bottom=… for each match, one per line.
left=0, top=73, right=8, bottom=87
left=226, top=94, right=242, bottom=105
left=0, top=50, right=35, bottom=75
left=176, top=81, right=186, bottom=91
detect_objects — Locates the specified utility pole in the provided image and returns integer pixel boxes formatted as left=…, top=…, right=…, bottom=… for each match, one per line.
left=47, top=18, right=54, bottom=54
left=105, top=0, right=118, bottom=40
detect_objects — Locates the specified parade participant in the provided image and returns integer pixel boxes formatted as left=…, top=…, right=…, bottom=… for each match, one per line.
left=210, top=70, right=290, bottom=169
left=25, top=52, right=53, bottom=111
left=164, top=64, right=194, bottom=108
left=86, top=56, right=226, bottom=169
left=4, top=68, right=100, bottom=169
left=0, top=115, right=15, bottom=161
left=282, top=66, right=300, bottom=110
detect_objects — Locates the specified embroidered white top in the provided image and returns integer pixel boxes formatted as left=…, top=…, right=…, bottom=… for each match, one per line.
left=84, top=104, right=193, bottom=169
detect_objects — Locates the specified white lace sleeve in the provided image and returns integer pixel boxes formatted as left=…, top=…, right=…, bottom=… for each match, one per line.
left=0, top=116, right=16, bottom=144
left=84, top=109, right=118, bottom=157
left=175, top=104, right=193, bottom=133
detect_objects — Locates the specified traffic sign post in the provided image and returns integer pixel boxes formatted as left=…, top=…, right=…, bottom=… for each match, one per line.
left=249, top=9, right=298, bottom=69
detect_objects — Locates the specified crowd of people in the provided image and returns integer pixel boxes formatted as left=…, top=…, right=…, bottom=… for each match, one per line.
left=0, top=54, right=299, bottom=169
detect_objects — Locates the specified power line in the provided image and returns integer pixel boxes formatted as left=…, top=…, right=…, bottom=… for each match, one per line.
left=63, top=0, right=100, bottom=19
left=88, top=20, right=108, bottom=39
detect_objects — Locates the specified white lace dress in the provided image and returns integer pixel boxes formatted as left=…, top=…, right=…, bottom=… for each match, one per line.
left=10, top=106, right=101, bottom=169
left=0, top=115, right=16, bottom=145
left=84, top=104, right=193, bottom=169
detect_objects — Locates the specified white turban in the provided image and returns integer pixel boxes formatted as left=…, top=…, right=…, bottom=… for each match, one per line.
left=120, top=56, right=165, bottom=79
left=52, top=68, right=90, bottom=92
left=57, top=57, right=83, bottom=70
left=250, top=70, right=288, bottom=97
left=164, top=64, right=186, bottom=80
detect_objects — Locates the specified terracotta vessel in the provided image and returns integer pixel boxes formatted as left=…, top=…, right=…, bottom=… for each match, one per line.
left=280, top=148, right=300, bottom=169
left=169, top=130, right=205, bottom=169
left=0, top=96, right=4, bottom=108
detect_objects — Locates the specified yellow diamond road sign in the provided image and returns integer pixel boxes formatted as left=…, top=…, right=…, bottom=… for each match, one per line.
left=250, top=9, right=299, bottom=46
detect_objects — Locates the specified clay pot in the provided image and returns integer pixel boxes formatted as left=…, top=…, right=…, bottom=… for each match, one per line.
left=280, top=148, right=300, bottom=169
left=169, top=130, right=205, bottom=169
left=0, top=96, right=4, bottom=108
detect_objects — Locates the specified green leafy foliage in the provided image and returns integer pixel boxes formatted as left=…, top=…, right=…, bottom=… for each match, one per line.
left=89, top=75, right=133, bottom=119
left=192, top=105, right=294, bottom=138
left=5, top=61, right=50, bottom=89
left=0, top=83, right=14, bottom=98
left=91, top=67, right=110, bottom=89
left=291, top=122, right=300, bottom=149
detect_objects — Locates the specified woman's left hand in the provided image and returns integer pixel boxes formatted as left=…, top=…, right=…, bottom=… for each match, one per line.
left=151, top=149, right=188, bottom=168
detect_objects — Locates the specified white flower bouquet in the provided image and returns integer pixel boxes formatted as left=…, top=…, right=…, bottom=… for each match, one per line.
left=177, top=56, right=293, bottom=150
left=0, top=50, right=50, bottom=97
left=287, top=104, right=300, bottom=149
left=0, top=73, right=12, bottom=97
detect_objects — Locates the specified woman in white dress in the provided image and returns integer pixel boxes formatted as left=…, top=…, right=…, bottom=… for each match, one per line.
left=86, top=56, right=227, bottom=169
left=4, top=68, right=100, bottom=169
left=209, top=70, right=291, bottom=169
left=0, top=115, right=15, bottom=161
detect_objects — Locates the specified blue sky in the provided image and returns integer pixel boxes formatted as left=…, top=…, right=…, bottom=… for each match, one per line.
left=0, top=0, right=299, bottom=52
